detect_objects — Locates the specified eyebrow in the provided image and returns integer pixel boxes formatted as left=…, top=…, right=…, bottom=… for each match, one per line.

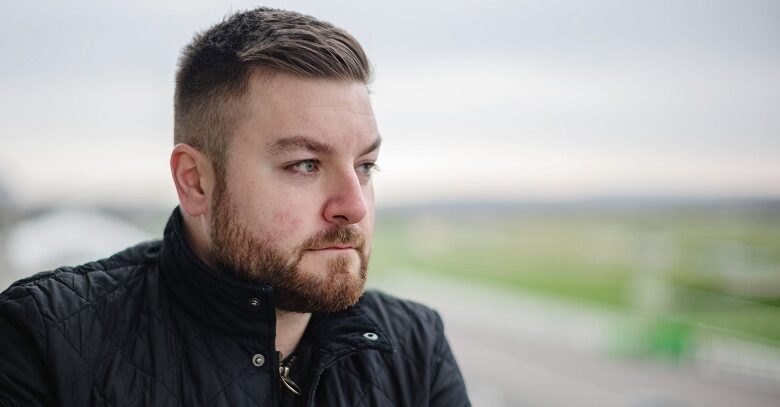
left=360, top=136, right=382, bottom=156
left=269, top=136, right=335, bottom=156
left=268, top=135, right=382, bottom=157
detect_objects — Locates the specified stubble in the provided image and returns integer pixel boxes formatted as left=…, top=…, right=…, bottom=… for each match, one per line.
left=208, top=182, right=368, bottom=313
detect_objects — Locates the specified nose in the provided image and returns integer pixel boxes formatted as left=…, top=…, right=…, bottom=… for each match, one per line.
left=323, top=170, right=368, bottom=225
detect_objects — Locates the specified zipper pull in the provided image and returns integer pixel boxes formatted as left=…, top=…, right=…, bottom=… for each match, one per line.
left=279, top=358, right=302, bottom=396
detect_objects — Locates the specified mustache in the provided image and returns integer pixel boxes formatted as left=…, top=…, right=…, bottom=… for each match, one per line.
left=303, top=225, right=365, bottom=251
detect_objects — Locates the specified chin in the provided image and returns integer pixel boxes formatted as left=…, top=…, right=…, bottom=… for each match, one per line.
left=276, top=254, right=366, bottom=313
left=303, top=251, right=360, bottom=274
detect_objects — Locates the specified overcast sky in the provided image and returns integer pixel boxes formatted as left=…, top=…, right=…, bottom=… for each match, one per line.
left=1, top=0, right=778, bottom=207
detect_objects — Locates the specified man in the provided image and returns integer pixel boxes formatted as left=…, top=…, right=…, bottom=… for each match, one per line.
left=0, top=7, right=470, bottom=407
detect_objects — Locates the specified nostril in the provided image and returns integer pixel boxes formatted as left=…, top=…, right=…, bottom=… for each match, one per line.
left=333, top=215, right=349, bottom=222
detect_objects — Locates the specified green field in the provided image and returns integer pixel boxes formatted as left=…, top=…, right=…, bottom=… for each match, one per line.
left=368, top=204, right=780, bottom=347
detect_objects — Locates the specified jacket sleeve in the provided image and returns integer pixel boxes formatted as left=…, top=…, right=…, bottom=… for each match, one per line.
left=0, top=291, right=56, bottom=407
left=428, top=311, right=471, bottom=406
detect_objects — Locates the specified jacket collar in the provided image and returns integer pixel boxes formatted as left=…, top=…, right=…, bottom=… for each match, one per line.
left=159, top=207, right=394, bottom=356
left=160, top=206, right=277, bottom=340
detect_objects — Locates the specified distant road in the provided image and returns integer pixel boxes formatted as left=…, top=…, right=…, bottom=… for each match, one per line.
left=375, top=272, right=780, bottom=407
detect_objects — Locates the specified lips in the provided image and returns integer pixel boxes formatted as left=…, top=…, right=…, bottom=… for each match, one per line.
left=303, top=225, right=364, bottom=253
left=309, top=245, right=354, bottom=251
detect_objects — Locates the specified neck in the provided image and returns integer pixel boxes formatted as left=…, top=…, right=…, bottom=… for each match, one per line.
left=181, top=212, right=216, bottom=269
left=275, top=310, right=312, bottom=359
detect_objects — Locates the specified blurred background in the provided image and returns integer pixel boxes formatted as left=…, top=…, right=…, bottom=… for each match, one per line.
left=1, top=0, right=779, bottom=405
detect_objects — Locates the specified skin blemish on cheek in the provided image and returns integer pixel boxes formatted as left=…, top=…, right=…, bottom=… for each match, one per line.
left=272, top=211, right=289, bottom=223
left=272, top=211, right=304, bottom=231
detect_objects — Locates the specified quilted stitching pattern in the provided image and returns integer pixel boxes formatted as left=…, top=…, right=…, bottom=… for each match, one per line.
left=307, top=292, right=469, bottom=407
left=0, top=210, right=470, bottom=406
left=1, top=244, right=275, bottom=406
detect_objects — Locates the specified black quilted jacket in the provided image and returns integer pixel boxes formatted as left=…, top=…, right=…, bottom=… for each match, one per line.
left=0, top=209, right=470, bottom=406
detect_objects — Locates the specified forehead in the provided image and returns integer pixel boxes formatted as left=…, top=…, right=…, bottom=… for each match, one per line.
left=232, top=72, right=378, bottom=150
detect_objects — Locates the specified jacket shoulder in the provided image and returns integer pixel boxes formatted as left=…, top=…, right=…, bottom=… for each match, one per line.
left=0, top=240, right=164, bottom=404
left=0, top=239, right=162, bottom=326
left=354, top=290, right=470, bottom=406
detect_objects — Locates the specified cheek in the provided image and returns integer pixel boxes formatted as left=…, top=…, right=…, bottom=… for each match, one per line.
left=271, top=209, right=305, bottom=236
left=360, top=213, right=375, bottom=242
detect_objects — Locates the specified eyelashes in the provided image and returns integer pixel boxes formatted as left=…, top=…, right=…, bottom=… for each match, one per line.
left=288, top=160, right=320, bottom=175
left=357, top=162, right=379, bottom=176
left=286, top=160, right=379, bottom=179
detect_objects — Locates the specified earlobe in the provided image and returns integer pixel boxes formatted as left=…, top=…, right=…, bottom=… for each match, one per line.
left=170, top=144, right=214, bottom=217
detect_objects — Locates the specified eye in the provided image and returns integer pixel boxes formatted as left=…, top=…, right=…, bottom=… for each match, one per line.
left=357, top=162, right=379, bottom=177
left=288, top=160, right=320, bottom=175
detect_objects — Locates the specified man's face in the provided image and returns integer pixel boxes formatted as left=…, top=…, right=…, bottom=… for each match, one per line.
left=208, top=72, right=380, bottom=313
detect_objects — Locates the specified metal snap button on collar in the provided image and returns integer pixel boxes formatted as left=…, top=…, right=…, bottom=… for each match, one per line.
left=249, top=298, right=260, bottom=307
left=363, top=332, right=379, bottom=341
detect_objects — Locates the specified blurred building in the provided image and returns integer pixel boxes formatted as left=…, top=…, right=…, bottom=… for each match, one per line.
left=2, top=208, right=153, bottom=289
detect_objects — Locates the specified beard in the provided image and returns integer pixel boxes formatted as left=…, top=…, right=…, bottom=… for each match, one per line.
left=207, top=182, right=369, bottom=313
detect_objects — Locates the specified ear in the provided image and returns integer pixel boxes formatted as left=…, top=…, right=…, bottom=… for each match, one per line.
left=170, top=143, right=216, bottom=217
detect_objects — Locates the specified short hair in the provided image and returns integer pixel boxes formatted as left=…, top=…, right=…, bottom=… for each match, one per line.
left=174, top=7, right=371, bottom=178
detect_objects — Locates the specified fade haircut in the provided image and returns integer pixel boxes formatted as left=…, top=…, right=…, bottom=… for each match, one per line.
left=174, top=7, right=371, bottom=179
